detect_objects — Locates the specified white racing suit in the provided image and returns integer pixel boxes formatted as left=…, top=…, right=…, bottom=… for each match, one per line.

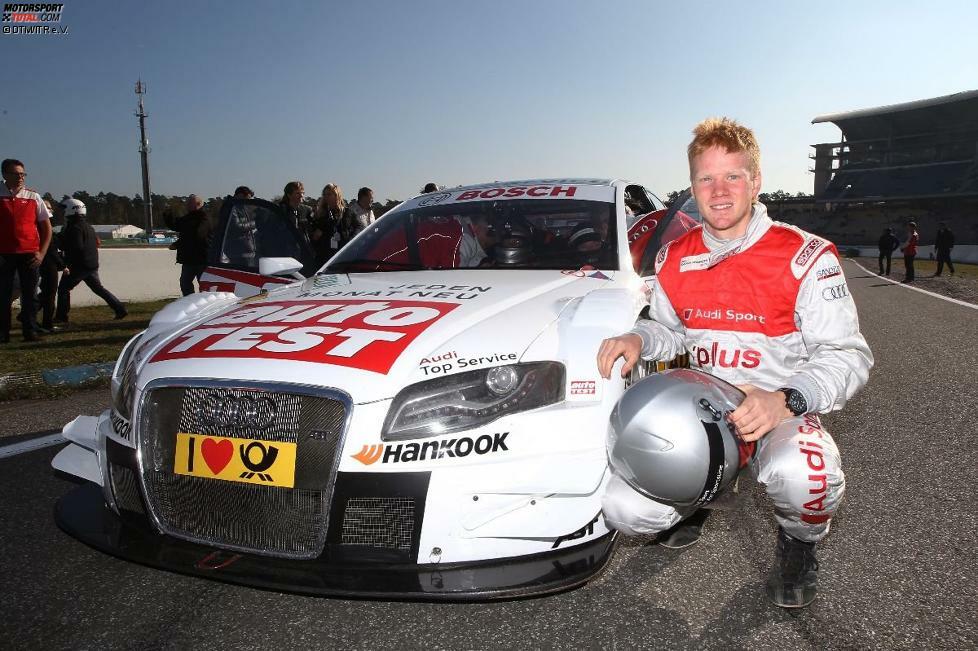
left=603, top=204, right=873, bottom=542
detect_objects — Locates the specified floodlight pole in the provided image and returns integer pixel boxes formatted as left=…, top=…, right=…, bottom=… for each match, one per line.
left=135, top=79, right=153, bottom=232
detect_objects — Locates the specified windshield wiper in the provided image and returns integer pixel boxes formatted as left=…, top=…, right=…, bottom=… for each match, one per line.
left=324, top=258, right=431, bottom=272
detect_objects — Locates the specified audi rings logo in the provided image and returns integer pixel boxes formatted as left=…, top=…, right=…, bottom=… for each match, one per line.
left=821, top=283, right=849, bottom=301
left=200, top=393, right=277, bottom=430
left=417, top=191, right=451, bottom=207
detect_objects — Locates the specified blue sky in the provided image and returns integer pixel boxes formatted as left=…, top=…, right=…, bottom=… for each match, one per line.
left=1, top=0, right=976, bottom=205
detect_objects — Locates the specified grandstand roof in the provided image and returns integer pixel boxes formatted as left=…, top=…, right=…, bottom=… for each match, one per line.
left=812, top=90, right=978, bottom=141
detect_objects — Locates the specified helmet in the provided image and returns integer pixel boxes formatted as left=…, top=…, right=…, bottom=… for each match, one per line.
left=61, top=198, right=87, bottom=217
left=607, top=368, right=745, bottom=507
left=493, top=218, right=533, bottom=266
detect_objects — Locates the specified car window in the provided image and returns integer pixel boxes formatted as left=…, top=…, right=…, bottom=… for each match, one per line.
left=324, top=198, right=619, bottom=272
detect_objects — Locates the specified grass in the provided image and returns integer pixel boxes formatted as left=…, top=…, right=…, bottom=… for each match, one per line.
left=0, top=298, right=173, bottom=400
left=856, top=257, right=978, bottom=279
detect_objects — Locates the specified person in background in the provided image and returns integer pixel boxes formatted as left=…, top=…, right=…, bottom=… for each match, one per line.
left=278, top=181, right=315, bottom=235
left=233, top=186, right=255, bottom=200
left=347, top=187, right=375, bottom=237
left=422, top=182, right=438, bottom=194
left=0, top=158, right=52, bottom=343
left=934, top=222, right=955, bottom=277
left=36, top=199, right=66, bottom=333
left=55, top=198, right=127, bottom=323
left=315, top=183, right=347, bottom=264
left=901, top=221, right=918, bottom=283
left=877, top=227, right=900, bottom=276
left=166, top=195, right=213, bottom=295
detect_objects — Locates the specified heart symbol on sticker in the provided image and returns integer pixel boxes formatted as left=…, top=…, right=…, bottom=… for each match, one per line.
left=200, top=438, right=233, bottom=475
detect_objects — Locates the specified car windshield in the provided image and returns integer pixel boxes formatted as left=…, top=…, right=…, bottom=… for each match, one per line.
left=324, top=199, right=619, bottom=273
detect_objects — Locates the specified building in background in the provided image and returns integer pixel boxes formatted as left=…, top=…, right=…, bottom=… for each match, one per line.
left=808, top=90, right=978, bottom=246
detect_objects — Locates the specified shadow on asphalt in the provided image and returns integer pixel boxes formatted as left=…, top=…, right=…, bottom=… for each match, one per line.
left=869, top=283, right=898, bottom=288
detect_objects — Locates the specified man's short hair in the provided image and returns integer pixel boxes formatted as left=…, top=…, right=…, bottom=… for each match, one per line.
left=233, top=185, right=254, bottom=198
left=358, top=187, right=372, bottom=201
left=687, top=117, right=760, bottom=178
left=1, top=158, right=24, bottom=174
left=422, top=182, right=438, bottom=194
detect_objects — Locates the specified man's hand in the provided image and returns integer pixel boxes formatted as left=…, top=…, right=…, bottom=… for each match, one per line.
left=596, top=333, right=643, bottom=379
left=728, top=385, right=792, bottom=442
left=29, top=251, right=43, bottom=268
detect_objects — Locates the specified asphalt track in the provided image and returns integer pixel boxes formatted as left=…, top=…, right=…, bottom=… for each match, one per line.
left=1, top=259, right=975, bottom=650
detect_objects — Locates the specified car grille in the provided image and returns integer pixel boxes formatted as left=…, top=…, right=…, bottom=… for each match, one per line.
left=341, top=497, right=415, bottom=551
left=137, top=383, right=347, bottom=559
left=110, top=462, right=144, bottom=514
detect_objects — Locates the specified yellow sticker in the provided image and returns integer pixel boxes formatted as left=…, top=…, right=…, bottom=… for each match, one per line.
left=174, top=432, right=297, bottom=488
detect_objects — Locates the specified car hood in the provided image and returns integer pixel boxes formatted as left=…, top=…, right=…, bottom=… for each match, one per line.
left=138, top=269, right=617, bottom=403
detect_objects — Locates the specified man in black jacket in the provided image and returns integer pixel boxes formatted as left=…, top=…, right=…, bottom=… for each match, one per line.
left=54, top=198, right=126, bottom=323
left=166, top=194, right=213, bottom=295
left=934, top=222, right=955, bottom=277
left=877, top=227, right=900, bottom=276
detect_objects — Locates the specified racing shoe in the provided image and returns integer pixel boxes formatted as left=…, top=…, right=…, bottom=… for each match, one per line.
left=657, top=509, right=709, bottom=549
left=766, top=527, right=819, bottom=608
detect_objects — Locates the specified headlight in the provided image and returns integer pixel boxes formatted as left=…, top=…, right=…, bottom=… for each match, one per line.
left=382, top=362, right=565, bottom=441
left=111, top=333, right=143, bottom=421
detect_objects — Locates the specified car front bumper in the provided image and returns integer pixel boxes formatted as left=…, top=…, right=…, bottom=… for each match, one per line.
left=56, top=482, right=616, bottom=600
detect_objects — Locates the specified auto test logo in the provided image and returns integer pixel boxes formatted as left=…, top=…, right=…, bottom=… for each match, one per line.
left=2, top=2, right=68, bottom=35
left=150, top=299, right=460, bottom=374
left=351, top=432, right=510, bottom=465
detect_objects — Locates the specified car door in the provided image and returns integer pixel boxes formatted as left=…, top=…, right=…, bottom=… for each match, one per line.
left=199, top=198, right=317, bottom=297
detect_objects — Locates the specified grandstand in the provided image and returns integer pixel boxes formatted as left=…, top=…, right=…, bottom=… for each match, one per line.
left=769, top=91, right=978, bottom=247
left=812, top=90, right=978, bottom=202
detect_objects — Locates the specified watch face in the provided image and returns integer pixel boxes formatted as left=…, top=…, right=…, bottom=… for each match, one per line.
left=786, top=390, right=806, bottom=416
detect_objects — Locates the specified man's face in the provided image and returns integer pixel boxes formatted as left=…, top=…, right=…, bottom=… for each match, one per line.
left=360, top=191, right=373, bottom=208
left=690, top=146, right=761, bottom=240
left=2, top=164, right=26, bottom=192
left=187, top=195, right=203, bottom=211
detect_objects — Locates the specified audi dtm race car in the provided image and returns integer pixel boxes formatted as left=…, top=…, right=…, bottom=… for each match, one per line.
left=52, top=179, right=700, bottom=599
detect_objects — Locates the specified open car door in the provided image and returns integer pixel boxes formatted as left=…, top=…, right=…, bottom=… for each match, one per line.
left=199, top=198, right=317, bottom=297
left=627, top=188, right=702, bottom=277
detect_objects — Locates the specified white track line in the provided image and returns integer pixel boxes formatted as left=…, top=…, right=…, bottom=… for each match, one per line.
left=0, top=432, right=65, bottom=459
left=850, top=260, right=978, bottom=311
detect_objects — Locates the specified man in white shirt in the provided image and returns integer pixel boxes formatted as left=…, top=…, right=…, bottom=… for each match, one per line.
left=1, top=158, right=53, bottom=343
left=348, top=187, right=375, bottom=236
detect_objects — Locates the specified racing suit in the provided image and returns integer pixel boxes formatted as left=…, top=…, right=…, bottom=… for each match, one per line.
left=603, top=204, right=873, bottom=542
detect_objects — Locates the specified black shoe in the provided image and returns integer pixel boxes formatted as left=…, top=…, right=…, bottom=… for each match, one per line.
left=22, top=330, right=41, bottom=342
left=34, top=326, right=53, bottom=335
left=657, top=510, right=709, bottom=549
left=766, top=528, right=819, bottom=608
left=114, top=310, right=128, bottom=320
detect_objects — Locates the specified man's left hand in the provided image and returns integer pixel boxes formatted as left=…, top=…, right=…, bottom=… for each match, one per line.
left=29, top=251, right=43, bottom=268
left=728, top=385, right=792, bottom=442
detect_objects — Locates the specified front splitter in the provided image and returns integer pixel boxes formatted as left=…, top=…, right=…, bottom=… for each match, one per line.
left=55, top=483, right=617, bottom=601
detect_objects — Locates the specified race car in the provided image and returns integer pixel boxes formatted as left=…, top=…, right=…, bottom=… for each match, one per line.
left=52, top=179, right=699, bottom=599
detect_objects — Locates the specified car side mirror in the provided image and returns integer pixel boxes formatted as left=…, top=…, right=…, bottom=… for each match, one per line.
left=258, top=257, right=305, bottom=280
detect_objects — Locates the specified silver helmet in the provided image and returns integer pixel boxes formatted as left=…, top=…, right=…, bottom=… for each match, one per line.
left=607, top=368, right=745, bottom=508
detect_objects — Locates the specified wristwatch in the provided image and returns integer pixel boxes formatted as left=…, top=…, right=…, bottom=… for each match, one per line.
left=778, top=388, right=808, bottom=416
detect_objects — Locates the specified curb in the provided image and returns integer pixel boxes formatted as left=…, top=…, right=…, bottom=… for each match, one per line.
left=0, top=361, right=115, bottom=394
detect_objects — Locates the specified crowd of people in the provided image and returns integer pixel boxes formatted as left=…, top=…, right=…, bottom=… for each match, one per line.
left=165, top=181, right=417, bottom=294
left=877, top=221, right=956, bottom=282
left=1, top=158, right=126, bottom=344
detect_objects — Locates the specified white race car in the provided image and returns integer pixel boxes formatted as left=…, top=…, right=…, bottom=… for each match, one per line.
left=52, top=179, right=699, bottom=599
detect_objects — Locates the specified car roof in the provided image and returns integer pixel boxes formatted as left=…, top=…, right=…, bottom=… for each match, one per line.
left=449, top=178, right=627, bottom=192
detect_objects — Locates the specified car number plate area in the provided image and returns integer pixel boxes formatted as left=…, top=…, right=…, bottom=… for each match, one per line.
left=173, top=432, right=297, bottom=488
